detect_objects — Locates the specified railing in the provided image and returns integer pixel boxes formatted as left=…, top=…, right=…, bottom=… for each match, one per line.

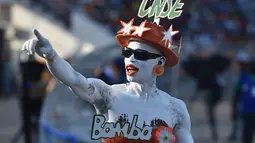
left=41, top=121, right=78, bottom=143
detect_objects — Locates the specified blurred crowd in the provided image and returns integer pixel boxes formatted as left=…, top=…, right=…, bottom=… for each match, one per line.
left=0, top=0, right=254, bottom=143
left=82, top=0, right=189, bottom=34
left=0, top=28, right=17, bottom=97
left=94, top=56, right=127, bottom=85
left=25, top=0, right=79, bottom=29
left=181, top=48, right=255, bottom=142
left=82, top=0, right=255, bottom=43
left=23, top=0, right=255, bottom=42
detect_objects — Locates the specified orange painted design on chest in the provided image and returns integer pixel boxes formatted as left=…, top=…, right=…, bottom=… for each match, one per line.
left=103, top=126, right=176, bottom=143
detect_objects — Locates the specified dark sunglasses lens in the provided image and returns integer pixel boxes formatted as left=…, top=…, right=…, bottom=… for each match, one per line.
left=122, top=49, right=132, bottom=58
left=134, top=51, right=149, bottom=61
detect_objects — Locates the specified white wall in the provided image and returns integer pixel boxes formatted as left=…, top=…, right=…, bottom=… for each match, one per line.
left=10, top=4, right=116, bottom=59
left=71, top=10, right=116, bottom=50
left=0, top=0, right=15, bottom=4
left=10, top=4, right=80, bottom=58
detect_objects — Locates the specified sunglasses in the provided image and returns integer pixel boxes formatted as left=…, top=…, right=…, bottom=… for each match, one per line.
left=122, top=48, right=162, bottom=61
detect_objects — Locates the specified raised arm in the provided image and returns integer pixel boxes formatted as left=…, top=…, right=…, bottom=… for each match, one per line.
left=21, top=29, right=111, bottom=106
left=174, top=100, right=194, bottom=143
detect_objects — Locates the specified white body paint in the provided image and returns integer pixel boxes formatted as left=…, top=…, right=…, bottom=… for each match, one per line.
left=108, top=83, right=185, bottom=127
left=22, top=30, right=194, bottom=143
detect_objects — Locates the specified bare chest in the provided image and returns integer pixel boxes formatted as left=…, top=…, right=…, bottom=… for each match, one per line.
left=107, top=91, right=181, bottom=129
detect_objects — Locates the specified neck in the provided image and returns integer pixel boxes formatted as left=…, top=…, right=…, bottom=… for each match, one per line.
left=127, top=77, right=157, bottom=96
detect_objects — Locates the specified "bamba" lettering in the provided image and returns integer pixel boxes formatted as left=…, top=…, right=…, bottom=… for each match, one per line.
left=91, top=115, right=152, bottom=140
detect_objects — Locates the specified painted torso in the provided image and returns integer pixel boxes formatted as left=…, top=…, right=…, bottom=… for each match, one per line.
left=95, top=83, right=184, bottom=143
left=108, top=84, right=181, bottom=127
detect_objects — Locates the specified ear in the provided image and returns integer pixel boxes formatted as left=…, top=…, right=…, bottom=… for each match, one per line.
left=158, top=57, right=166, bottom=66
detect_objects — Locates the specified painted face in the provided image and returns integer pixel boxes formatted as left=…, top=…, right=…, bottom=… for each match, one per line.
left=122, top=41, right=165, bottom=83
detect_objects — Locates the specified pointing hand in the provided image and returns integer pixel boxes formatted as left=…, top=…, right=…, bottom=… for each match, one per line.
left=21, top=29, right=55, bottom=60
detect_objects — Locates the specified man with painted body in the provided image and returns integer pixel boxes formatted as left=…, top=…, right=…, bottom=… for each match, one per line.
left=22, top=20, right=193, bottom=143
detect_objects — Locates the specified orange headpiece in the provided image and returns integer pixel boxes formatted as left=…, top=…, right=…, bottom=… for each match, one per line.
left=115, top=0, right=184, bottom=67
left=116, top=19, right=182, bottom=66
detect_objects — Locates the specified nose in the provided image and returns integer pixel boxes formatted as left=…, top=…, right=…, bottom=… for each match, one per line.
left=128, top=54, right=136, bottom=63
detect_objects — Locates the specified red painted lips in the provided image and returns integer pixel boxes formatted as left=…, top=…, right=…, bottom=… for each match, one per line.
left=125, top=64, right=139, bottom=76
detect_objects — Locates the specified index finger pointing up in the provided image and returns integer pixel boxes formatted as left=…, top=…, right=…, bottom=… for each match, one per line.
left=33, top=29, right=47, bottom=42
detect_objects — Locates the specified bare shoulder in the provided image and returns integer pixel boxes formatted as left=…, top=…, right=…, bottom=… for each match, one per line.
left=158, top=90, right=190, bottom=128
left=111, top=83, right=129, bottom=92
left=169, top=96, right=189, bottom=115
left=86, top=78, right=112, bottom=101
left=158, top=90, right=188, bottom=111
left=85, top=79, right=126, bottom=97
left=111, top=83, right=127, bottom=88
left=87, top=78, right=109, bottom=87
